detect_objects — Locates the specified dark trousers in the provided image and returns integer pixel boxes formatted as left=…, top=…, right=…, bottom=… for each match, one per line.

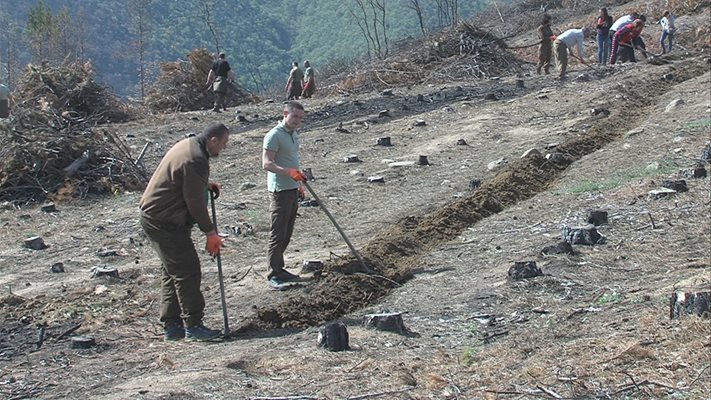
left=267, top=189, right=298, bottom=279
left=213, top=91, right=226, bottom=110
left=537, top=44, right=552, bottom=74
left=140, top=216, right=205, bottom=328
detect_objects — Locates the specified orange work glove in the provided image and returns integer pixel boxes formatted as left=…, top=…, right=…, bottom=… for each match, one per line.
left=206, top=233, right=224, bottom=256
left=208, top=182, right=221, bottom=200
left=297, top=183, right=305, bottom=200
left=287, top=168, right=307, bottom=182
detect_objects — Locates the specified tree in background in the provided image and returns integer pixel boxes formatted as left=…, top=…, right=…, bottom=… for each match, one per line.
left=128, top=0, right=152, bottom=98
left=406, top=0, right=427, bottom=36
left=26, top=0, right=57, bottom=62
left=350, top=0, right=389, bottom=59
left=433, top=0, right=459, bottom=27
left=197, top=0, right=221, bottom=54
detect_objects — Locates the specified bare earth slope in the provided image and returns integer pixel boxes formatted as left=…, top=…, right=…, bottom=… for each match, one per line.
left=2, top=8, right=710, bottom=400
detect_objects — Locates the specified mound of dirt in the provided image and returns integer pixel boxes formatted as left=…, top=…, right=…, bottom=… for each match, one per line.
left=145, top=48, right=258, bottom=112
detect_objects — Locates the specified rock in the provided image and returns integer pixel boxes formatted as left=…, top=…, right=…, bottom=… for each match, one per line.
left=585, top=209, right=608, bottom=226
left=648, top=187, right=677, bottom=199
left=363, top=312, right=408, bottom=334
left=50, top=262, right=65, bottom=273
left=70, top=336, right=96, bottom=349
left=563, top=224, right=604, bottom=245
left=24, top=236, right=47, bottom=250
left=96, top=249, right=119, bottom=257
left=367, top=176, right=385, bottom=183
left=661, top=179, right=688, bottom=192
left=515, top=79, right=524, bottom=88
left=317, top=321, right=349, bottom=351
left=663, top=73, right=674, bottom=81
left=236, top=115, right=248, bottom=122
left=40, top=202, right=57, bottom=213
left=375, top=137, right=392, bottom=146
left=469, top=179, right=481, bottom=190
left=681, top=165, right=707, bottom=178
left=521, top=148, right=541, bottom=158
left=417, top=155, right=430, bottom=166
left=456, top=138, right=467, bottom=146
left=349, top=170, right=364, bottom=176
left=508, top=261, right=543, bottom=280
left=487, top=158, right=507, bottom=171
left=343, top=154, right=360, bottom=163
left=545, top=153, right=566, bottom=164
left=378, top=109, right=391, bottom=118
left=416, top=94, right=425, bottom=102
left=381, top=89, right=394, bottom=96
left=545, top=142, right=559, bottom=150
left=91, top=267, right=119, bottom=278
left=442, top=106, right=454, bottom=112
left=413, top=119, right=426, bottom=127
left=646, top=161, right=660, bottom=171
left=541, top=241, right=574, bottom=255
left=591, top=108, right=610, bottom=116
left=665, top=98, right=684, bottom=113
left=299, top=199, right=319, bottom=207
left=484, top=93, right=498, bottom=101
left=573, top=74, right=590, bottom=82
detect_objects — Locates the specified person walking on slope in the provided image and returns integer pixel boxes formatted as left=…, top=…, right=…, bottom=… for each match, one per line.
left=301, top=60, right=316, bottom=99
left=285, top=62, right=304, bottom=100
left=553, top=27, right=588, bottom=79
left=658, top=10, right=676, bottom=53
left=262, top=101, right=307, bottom=290
left=536, top=14, right=554, bottom=75
left=595, top=8, right=613, bottom=65
left=206, top=53, right=236, bottom=112
left=140, top=124, right=229, bottom=341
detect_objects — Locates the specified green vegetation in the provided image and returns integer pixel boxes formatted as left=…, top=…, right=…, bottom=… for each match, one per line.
left=554, top=159, right=679, bottom=194
left=0, top=0, right=489, bottom=96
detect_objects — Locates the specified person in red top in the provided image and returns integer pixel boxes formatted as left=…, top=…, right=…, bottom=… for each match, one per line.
left=610, top=19, right=644, bottom=64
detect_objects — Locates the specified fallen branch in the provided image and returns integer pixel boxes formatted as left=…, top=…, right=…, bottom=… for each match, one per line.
left=347, top=387, right=413, bottom=400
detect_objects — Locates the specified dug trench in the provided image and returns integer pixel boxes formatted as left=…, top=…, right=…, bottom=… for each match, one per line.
left=234, top=56, right=711, bottom=334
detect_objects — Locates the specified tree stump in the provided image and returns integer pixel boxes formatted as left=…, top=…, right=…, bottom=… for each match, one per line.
left=515, top=79, right=525, bottom=88
left=302, top=259, right=324, bottom=273
left=378, top=110, right=391, bottom=118
left=417, top=155, right=430, bottom=166
left=363, top=312, right=408, bottom=334
left=376, top=137, right=392, bottom=146
left=91, top=267, right=119, bottom=279
left=485, top=93, right=498, bottom=100
left=40, top=203, right=57, bottom=213
left=70, top=336, right=96, bottom=349
left=413, top=120, right=426, bottom=127
left=50, top=262, right=65, bottom=273
left=563, top=224, right=604, bottom=245
left=456, top=138, right=467, bottom=145
left=343, top=154, right=360, bottom=163
left=585, top=209, right=608, bottom=226
left=317, top=321, right=349, bottom=351
left=24, top=236, right=47, bottom=250
left=541, top=241, right=574, bottom=255
left=508, top=261, right=543, bottom=280
left=670, top=292, right=711, bottom=319
left=661, top=179, right=688, bottom=192
left=682, top=165, right=707, bottom=179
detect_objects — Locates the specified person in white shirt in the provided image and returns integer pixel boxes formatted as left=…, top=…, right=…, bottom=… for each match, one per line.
left=658, top=10, right=676, bottom=53
left=553, top=28, right=589, bottom=79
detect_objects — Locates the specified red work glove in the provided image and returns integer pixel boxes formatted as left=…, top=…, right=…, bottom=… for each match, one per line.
left=550, top=35, right=557, bottom=41
left=208, top=182, right=221, bottom=200
left=297, top=183, right=305, bottom=200
left=206, top=233, right=223, bottom=256
left=287, top=168, right=307, bottom=182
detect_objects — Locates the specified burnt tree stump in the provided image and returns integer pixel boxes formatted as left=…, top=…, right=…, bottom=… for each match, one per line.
left=563, top=224, right=604, bottom=245
left=586, top=209, right=608, bottom=226
left=363, top=312, right=408, bottom=334
left=661, top=179, right=688, bottom=192
left=508, top=261, right=543, bottom=280
left=318, top=321, right=349, bottom=351
left=91, top=267, right=119, bottom=278
left=376, top=137, right=392, bottom=146
left=670, top=292, right=711, bottom=319
left=343, top=154, right=360, bottom=163
left=682, top=165, right=707, bottom=179
left=541, top=241, right=574, bottom=255
left=24, top=236, right=47, bottom=250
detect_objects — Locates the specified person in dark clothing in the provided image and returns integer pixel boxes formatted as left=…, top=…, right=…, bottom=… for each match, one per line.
left=206, top=53, right=236, bottom=112
left=140, top=124, right=229, bottom=341
left=536, top=14, right=554, bottom=75
left=595, top=8, right=613, bottom=64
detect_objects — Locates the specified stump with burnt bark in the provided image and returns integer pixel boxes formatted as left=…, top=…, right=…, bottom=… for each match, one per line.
left=508, top=261, right=543, bottom=280
left=363, top=312, right=408, bottom=334
left=318, top=321, right=349, bottom=351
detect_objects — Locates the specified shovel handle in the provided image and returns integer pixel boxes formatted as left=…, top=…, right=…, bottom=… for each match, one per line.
left=210, top=192, right=230, bottom=335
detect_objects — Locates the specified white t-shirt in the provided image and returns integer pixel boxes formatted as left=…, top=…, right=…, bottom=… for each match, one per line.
left=660, top=16, right=675, bottom=32
left=611, top=15, right=634, bottom=31
left=557, top=29, right=585, bottom=59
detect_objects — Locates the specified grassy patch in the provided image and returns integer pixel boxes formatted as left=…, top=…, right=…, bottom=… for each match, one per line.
left=686, top=117, right=711, bottom=131
left=555, top=160, right=678, bottom=194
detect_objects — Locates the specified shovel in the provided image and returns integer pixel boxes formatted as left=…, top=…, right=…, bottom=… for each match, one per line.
left=302, top=181, right=373, bottom=274
left=209, top=191, right=230, bottom=336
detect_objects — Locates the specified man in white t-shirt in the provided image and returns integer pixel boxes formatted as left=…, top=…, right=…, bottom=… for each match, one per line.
left=658, top=10, right=676, bottom=53
left=553, top=28, right=589, bottom=79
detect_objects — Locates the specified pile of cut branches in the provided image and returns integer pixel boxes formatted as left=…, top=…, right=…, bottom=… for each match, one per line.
left=145, top=48, right=258, bottom=112
left=1, top=63, right=147, bottom=204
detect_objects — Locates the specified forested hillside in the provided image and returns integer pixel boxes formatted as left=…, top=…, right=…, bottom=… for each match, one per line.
left=0, top=0, right=489, bottom=97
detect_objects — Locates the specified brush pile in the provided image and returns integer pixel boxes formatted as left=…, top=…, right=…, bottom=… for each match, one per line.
left=0, top=62, right=146, bottom=203
left=145, top=48, right=258, bottom=112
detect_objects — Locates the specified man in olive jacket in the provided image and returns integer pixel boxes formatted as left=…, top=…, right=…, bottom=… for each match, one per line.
left=140, top=124, right=228, bottom=341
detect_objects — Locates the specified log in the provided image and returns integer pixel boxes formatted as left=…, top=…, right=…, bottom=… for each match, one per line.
left=541, top=241, right=574, bottom=255
left=363, top=312, right=408, bottom=334
left=318, top=321, right=349, bottom=351
left=670, top=292, right=711, bottom=319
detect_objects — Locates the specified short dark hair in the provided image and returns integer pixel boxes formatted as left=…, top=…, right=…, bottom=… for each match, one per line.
left=219, top=53, right=226, bottom=59
left=542, top=14, right=551, bottom=24
left=293, top=62, right=299, bottom=67
left=202, top=123, right=229, bottom=139
left=284, top=101, right=304, bottom=114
